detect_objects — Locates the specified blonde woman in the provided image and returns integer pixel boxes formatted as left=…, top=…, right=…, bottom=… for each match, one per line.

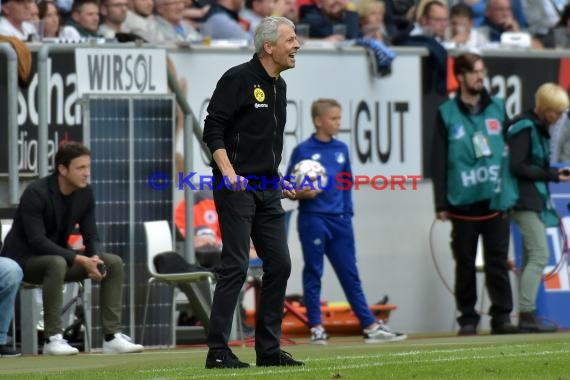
left=507, top=83, right=570, bottom=333
left=357, top=0, right=388, bottom=41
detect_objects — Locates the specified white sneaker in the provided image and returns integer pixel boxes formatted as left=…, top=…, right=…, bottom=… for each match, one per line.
left=43, top=334, right=79, bottom=356
left=363, top=321, right=407, bottom=344
left=102, top=333, right=144, bottom=354
left=310, top=326, right=329, bottom=345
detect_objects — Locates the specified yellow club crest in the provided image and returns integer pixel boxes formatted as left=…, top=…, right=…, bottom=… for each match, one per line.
left=254, top=87, right=265, bottom=102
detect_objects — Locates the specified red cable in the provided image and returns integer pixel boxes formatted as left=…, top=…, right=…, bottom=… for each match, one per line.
left=446, top=212, right=501, bottom=222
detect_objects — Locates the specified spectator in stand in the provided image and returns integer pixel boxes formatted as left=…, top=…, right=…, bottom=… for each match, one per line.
left=201, top=0, right=251, bottom=41
left=391, top=0, right=448, bottom=96
left=553, top=4, right=570, bottom=48
left=0, top=0, right=37, bottom=40
left=273, top=0, right=298, bottom=23
left=482, top=0, right=547, bottom=48
left=521, top=0, right=565, bottom=47
left=410, top=0, right=448, bottom=43
left=384, top=0, right=416, bottom=39
left=154, top=0, right=201, bottom=42
left=481, top=0, right=520, bottom=42
left=443, top=2, right=488, bottom=50
left=59, top=0, right=101, bottom=40
left=240, top=0, right=275, bottom=33
left=28, top=1, right=40, bottom=24
left=38, top=0, right=62, bottom=38
left=120, top=0, right=163, bottom=42
left=357, top=0, right=388, bottom=42
left=415, top=0, right=445, bottom=23
left=27, top=0, right=40, bottom=40
left=53, top=0, right=74, bottom=21
left=299, top=0, right=361, bottom=40
left=181, top=0, right=210, bottom=29
left=459, top=0, right=486, bottom=27
left=98, top=0, right=128, bottom=38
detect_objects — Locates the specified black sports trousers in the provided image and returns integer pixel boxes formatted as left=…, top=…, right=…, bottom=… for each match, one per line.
left=451, top=215, right=513, bottom=328
left=207, top=186, right=291, bottom=356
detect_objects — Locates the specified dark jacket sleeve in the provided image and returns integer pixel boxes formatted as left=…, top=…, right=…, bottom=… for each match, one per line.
left=508, top=129, right=559, bottom=182
left=20, top=187, right=76, bottom=265
left=78, top=189, right=102, bottom=256
left=202, top=74, right=241, bottom=155
left=431, top=110, right=449, bottom=212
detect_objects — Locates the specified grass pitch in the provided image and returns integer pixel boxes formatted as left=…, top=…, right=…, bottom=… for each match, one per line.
left=1, top=332, right=569, bottom=379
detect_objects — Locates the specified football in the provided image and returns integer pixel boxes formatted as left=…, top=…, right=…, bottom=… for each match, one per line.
left=291, top=159, right=328, bottom=191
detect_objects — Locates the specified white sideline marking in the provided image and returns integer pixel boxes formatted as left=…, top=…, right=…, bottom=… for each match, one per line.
left=137, top=341, right=538, bottom=359
left=137, top=346, right=570, bottom=379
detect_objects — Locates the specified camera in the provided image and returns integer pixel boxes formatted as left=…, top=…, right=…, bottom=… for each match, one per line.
left=97, top=263, right=107, bottom=275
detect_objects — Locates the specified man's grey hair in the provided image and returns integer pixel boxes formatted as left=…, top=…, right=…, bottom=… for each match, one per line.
left=254, top=16, right=295, bottom=55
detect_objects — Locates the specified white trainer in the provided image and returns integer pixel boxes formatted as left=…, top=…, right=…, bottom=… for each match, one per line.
left=102, top=333, right=144, bottom=354
left=43, top=334, right=79, bottom=356
left=363, top=321, right=407, bottom=344
left=310, top=326, right=329, bottom=345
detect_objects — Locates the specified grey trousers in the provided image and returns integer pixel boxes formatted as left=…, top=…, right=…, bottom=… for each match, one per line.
left=512, top=210, right=550, bottom=312
left=23, top=253, right=124, bottom=337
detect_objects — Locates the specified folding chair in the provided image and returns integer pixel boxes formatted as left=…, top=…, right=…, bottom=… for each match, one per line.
left=141, top=220, right=216, bottom=346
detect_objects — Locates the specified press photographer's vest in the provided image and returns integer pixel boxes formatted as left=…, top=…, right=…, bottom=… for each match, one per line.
left=440, top=97, right=505, bottom=206
left=507, top=118, right=552, bottom=208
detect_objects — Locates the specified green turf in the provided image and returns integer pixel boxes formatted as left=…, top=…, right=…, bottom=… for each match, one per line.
left=2, top=333, right=569, bottom=379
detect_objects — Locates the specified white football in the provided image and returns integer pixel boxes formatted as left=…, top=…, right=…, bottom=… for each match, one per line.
left=291, top=159, right=328, bottom=191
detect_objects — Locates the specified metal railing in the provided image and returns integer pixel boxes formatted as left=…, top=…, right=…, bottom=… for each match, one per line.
left=0, top=43, right=20, bottom=205
left=166, top=67, right=211, bottom=263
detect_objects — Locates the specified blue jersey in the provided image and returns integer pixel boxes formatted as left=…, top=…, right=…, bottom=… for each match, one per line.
left=286, top=134, right=353, bottom=216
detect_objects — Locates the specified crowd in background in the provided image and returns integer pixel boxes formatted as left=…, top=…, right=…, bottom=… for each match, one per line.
left=0, top=0, right=569, bottom=49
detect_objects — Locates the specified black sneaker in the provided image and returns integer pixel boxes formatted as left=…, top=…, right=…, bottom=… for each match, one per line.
left=256, top=350, right=304, bottom=367
left=0, top=345, right=22, bottom=358
left=205, top=349, right=250, bottom=369
left=491, top=322, right=519, bottom=335
left=457, top=324, right=477, bottom=336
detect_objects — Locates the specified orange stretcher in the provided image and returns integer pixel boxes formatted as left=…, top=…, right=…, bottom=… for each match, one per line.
left=246, top=302, right=398, bottom=336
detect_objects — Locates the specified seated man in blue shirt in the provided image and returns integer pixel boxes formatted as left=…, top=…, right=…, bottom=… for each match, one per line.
left=201, top=0, right=252, bottom=41
left=0, top=257, right=23, bottom=357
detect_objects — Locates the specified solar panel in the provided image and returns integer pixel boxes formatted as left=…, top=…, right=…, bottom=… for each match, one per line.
left=84, top=96, right=175, bottom=347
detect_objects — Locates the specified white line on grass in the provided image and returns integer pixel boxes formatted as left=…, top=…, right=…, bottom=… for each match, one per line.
left=136, top=347, right=570, bottom=379
left=303, top=343, right=565, bottom=362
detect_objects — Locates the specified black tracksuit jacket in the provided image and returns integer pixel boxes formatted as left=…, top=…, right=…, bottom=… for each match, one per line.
left=203, top=54, right=287, bottom=180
